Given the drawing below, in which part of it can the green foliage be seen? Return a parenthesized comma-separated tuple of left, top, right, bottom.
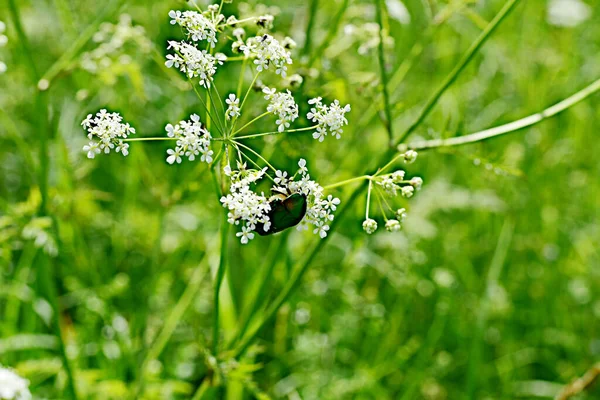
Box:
(1, 0, 599, 399)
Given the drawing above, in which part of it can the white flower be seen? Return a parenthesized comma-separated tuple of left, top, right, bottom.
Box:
(307, 98, 351, 141)
(168, 9, 220, 47)
(410, 176, 423, 190)
(362, 218, 377, 234)
(274, 170, 288, 185)
(377, 177, 399, 197)
(240, 34, 293, 77)
(547, 0, 591, 27)
(0, 366, 32, 400)
(385, 219, 401, 232)
(392, 170, 406, 182)
(225, 93, 240, 120)
(298, 158, 308, 173)
(263, 87, 298, 132)
(236, 226, 255, 244)
(166, 41, 218, 88)
(164, 114, 212, 164)
(403, 149, 418, 164)
(401, 185, 414, 198)
(81, 109, 135, 158)
(396, 208, 407, 221)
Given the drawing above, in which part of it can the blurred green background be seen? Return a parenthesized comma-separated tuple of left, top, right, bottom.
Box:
(1, 0, 599, 399)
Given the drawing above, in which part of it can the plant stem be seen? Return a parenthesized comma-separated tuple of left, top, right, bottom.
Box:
(189, 79, 225, 136)
(212, 212, 230, 355)
(233, 141, 277, 172)
(123, 137, 175, 142)
(235, 125, 318, 140)
(408, 77, 600, 151)
(232, 112, 270, 136)
(232, 72, 260, 133)
(395, 0, 521, 145)
(374, 0, 394, 143)
(236, 58, 248, 98)
(308, 0, 349, 67)
(232, 185, 366, 357)
(302, 0, 319, 56)
(324, 175, 371, 190)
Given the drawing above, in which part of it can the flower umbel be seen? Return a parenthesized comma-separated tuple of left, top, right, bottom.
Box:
(263, 87, 299, 132)
(165, 114, 213, 164)
(239, 34, 293, 77)
(81, 109, 136, 158)
(0, 366, 32, 400)
(307, 98, 351, 142)
(165, 41, 223, 87)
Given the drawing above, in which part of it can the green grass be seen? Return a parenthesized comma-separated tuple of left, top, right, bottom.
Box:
(1, 0, 600, 399)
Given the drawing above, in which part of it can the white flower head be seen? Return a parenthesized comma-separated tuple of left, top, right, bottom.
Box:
(81, 109, 136, 158)
(362, 218, 377, 234)
(403, 149, 418, 164)
(240, 34, 293, 77)
(263, 87, 298, 132)
(164, 114, 213, 164)
(0, 366, 32, 400)
(307, 98, 351, 141)
(385, 219, 401, 232)
(166, 41, 219, 88)
(168, 9, 220, 47)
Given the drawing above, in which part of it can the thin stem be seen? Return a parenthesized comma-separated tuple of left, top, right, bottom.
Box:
(302, 0, 319, 56)
(189, 79, 225, 136)
(236, 58, 248, 98)
(308, 0, 350, 67)
(324, 175, 371, 190)
(374, 0, 394, 143)
(374, 189, 388, 221)
(232, 72, 261, 133)
(237, 150, 276, 183)
(235, 125, 318, 140)
(365, 180, 373, 219)
(212, 212, 230, 355)
(218, 16, 259, 28)
(207, 88, 227, 134)
(232, 186, 366, 357)
(232, 112, 271, 136)
(123, 137, 175, 142)
(233, 141, 277, 172)
(408, 77, 600, 150)
(395, 0, 521, 145)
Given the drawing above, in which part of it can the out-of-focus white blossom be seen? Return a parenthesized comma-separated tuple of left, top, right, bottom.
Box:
(0, 21, 7, 74)
(385, 219, 401, 232)
(239, 34, 293, 77)
(547, 0, 591, 27)
(307, 98, 351, 142)
(81, 109, 136, 158)
(0, 366, 32, 400)
(263, 87, 298, 132)
(165, 41, 219, 88)
(225, 93, 241, 120)
(165, 114, 213, 164)
(362, 218, 377, 234)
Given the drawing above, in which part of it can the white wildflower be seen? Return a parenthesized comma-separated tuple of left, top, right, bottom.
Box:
(240, 34, 293, 77)
(0, 366, 32, 400)
(385, 219, 401, 232)
(81, 109, 135, 158)
(396, 208, 407, 221)
(307, 97, 351, 141)
(410, 176, 423, 190)
(164, 114, 213, 164)
(225, 93, 240, 120)
(263, 87, 298, 132)
(401, 185, 414, 198)
(166, 41, 218, 88)
(362, 218, 377, 234)
(168, 10, 220, 47)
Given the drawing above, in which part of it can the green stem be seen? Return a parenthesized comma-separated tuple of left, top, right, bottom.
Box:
(212, 212, 230, 355)
(189, 79, 225, 136)
(232, 112, 271, 136)
(374, 0, 394, 143)
(232, 186, 366, 357)
(365, 180, 373, 219)
(236, 58, 248, 98)
(235, 125, 318, 140)
(302, 0, 319, 56)
(308, 0, 349, 67)
(123, 137, 175, 142)
(324, 175, 371, 190)
(233, 141, 277, 172)
(207, 87, 227, 134)
(395, 0, 521, 145)
(232, 72, 261, 133)
(409, 77, 600, 150)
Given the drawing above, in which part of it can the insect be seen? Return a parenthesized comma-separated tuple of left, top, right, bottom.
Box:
(255, 192, 307, 236)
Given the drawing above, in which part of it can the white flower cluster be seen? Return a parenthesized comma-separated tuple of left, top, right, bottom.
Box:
(80, 14, 151, 76)
(81, 109, 135, 159)
(263, 87, 299, 132)
(239, 34, 293, 77)
(0, 21, 7, 74)
(168, 9, 221, 48)
(165, 114, 213, 164)
(284, 159, 340, 238)
(220, 164, 272, 244)
(0, 366, 32, 400)
(225, 93, 241, 120)
(166, 41, 224, 88)
(307, 98, 351, 142)
(221, 159, 340, 243)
